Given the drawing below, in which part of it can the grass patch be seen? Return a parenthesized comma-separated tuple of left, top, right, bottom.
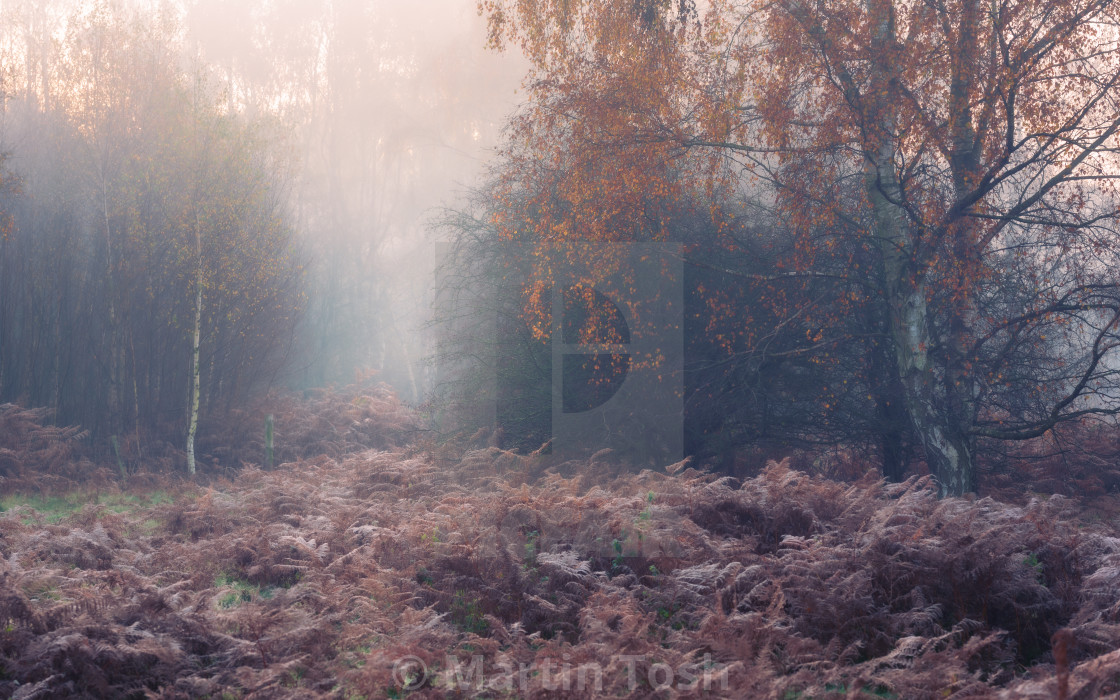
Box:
(0, 493, 85, 523)
(214, 573, 275, 609)
(0, 489, 178, 524)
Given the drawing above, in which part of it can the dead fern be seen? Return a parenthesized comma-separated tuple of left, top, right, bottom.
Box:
(1, 430, 1118, 698)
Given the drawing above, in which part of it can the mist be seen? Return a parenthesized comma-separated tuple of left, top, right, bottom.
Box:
(0, 0, 526, 433)
(180, 0, 527, 399)
(3, 2, 1120, 697)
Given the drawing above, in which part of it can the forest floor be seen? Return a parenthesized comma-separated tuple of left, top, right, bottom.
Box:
(1, 390, 1119, 699)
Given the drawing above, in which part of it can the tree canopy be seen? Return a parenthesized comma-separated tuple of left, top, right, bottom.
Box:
(477, 0, 1120, 495)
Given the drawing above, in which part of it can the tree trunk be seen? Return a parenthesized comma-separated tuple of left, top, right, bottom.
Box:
(875, 389, 909, 482)
(104, 181, 123, 438)
(878, 223, 974, 495)
(866, 0, 975, 496)
(186, 221, 202, 476)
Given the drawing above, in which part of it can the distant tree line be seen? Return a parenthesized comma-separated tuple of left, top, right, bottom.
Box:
(0, 0, 525, 472)
(0, 6, 304, 466)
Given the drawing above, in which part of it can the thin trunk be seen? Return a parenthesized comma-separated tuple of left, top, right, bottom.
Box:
(390, 312, 420, 402)
(0, 234, 5, 395)
(186, 219, 202, 476)
(52, 292, 62, 414)
(130, 331, 142, 466)
(205, 298, 221, 411)
(39, 24, 49, 113)
(103, 179, 121, 437)
(874, 374, 910, 482)
(24, 12, 35, 107)
(867, 270, 911, 482)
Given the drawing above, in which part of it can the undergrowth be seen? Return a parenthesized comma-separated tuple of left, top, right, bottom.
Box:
(0, 394, 1118, 698)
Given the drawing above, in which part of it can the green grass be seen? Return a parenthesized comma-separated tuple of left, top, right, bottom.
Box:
(0, 489, 177, 524)
(0, 493, 85, 523)
(214, 573, 275, 609)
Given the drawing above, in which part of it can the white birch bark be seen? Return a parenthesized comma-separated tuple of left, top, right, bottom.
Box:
(866, 0, 974, 496)
(186, 218, 202, 476)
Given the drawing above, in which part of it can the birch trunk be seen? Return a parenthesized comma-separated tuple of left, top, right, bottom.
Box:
(186, 220, 202, 476)
(866, 0, 975, 496)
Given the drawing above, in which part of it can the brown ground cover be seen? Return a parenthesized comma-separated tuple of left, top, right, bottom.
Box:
(1, 393, 1119, 699)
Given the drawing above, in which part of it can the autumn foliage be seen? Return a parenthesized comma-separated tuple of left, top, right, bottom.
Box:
(473, 0, 1120, 496)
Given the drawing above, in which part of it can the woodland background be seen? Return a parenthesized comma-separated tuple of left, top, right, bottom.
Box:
(1, 0, 1120, 698)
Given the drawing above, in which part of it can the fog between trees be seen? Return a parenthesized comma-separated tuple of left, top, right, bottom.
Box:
(0, 0, 524, 460)
(3, 0, 1120, 497)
